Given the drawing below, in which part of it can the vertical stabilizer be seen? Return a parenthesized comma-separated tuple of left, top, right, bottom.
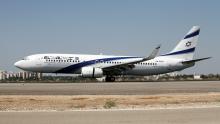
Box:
(162, 26, 200, 60)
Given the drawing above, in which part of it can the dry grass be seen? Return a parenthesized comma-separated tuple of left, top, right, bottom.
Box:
(0, 93, 220, 111)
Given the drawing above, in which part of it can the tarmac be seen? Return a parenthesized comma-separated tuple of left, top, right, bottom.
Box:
(0, 81, 220, 95)
(1, 107, 220, 124)
(1, 81, 220, 123)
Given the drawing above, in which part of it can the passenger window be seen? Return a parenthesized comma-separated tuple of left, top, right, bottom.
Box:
(56, 56, 61, 59)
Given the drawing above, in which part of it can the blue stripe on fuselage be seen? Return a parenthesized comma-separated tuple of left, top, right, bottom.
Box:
(161, 47, 195, 56)
(54, 56, 141, 73)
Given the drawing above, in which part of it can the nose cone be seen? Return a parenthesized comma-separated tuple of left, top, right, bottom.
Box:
(14, 60, 24, 69)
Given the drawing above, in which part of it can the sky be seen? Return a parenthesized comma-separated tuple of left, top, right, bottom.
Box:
(0, 0, 219, 74)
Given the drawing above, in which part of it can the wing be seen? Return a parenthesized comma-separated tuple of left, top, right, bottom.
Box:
(102, 45, 161, 75)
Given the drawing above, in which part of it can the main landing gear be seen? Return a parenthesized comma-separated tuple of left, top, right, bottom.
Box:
(105, 76, 115, 82)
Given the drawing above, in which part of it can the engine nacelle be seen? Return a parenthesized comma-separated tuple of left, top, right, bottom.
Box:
(81, 67, 103, 78)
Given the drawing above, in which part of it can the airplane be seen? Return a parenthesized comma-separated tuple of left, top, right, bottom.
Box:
(14, 26, 210, 82)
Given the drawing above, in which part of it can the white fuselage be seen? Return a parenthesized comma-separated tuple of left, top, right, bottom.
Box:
(14, 53, 193, 76)
(14, 26, 205, 79)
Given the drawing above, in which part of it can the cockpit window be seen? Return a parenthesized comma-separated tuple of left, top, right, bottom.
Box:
(22, 56, 30, 60)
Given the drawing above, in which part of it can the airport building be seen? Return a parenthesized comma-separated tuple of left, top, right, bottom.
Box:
(194, 74, 202, 80)
(0, 70, 6, 80)
(0, 71, 42, 80)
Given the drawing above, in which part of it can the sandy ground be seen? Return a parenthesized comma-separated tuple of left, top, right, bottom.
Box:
(1, 93, 220, 111)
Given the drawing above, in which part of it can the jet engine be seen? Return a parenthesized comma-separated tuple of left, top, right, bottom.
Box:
(81, 67, 103, 78)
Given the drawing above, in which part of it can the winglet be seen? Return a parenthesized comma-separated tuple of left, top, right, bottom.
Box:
(143, 44, 161, 61)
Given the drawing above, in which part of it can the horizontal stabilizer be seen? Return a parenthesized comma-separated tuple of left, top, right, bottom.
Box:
(182, 57, 211, 64)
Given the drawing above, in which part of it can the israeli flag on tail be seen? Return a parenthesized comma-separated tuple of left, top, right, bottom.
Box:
(163, 26, 200, 60)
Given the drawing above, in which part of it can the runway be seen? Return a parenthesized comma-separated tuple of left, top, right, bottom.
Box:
(0, 81, 220, 95)
(1, 107, 220, 124)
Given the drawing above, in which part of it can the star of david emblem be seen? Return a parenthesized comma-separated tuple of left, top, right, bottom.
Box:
(185, 41, 192, 47)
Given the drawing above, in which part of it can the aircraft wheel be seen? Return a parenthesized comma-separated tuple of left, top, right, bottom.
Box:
(105, 76, 115, 82)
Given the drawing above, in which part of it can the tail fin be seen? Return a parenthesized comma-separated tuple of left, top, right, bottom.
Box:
(162, 26, 200, 60)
